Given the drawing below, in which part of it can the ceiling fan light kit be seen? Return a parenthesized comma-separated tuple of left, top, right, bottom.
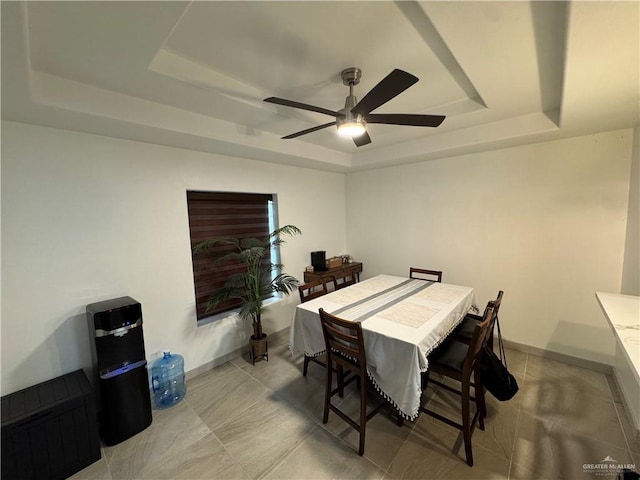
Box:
(264, 67, 445, 147)
(336, 119, 366, 138)
(336, 68, 366, 138)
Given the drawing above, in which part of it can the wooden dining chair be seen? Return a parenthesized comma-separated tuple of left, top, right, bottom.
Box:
(454, 290, 503, 350)
(419, 305, 496, 466)
(409, 267, 443, 283)
(298, 279, 329, 376)
(319, 308, 385, 456)
(333, 268, 359, 290)
(298, 279, 328, 303)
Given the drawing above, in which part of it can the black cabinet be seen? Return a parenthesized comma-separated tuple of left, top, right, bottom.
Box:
(1, 369, 101, 480)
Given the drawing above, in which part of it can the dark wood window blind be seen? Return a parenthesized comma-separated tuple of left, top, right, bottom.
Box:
(187, 191, 273, 320)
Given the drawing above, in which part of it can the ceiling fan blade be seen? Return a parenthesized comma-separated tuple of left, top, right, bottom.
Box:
(264, 97, 338, 117)
(282, 121, 337, 139)
(366, 113, 445, 127)
(353, 131, 372, 147)
(351, 69, 419, 116)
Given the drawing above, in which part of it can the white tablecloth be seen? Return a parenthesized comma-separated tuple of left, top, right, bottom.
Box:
(290, 274, 477, 419)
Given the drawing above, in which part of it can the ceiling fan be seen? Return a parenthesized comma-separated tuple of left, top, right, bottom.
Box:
(264, 67, 445, 147)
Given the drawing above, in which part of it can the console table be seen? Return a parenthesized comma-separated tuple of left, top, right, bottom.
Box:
(304, 262, 363, 286)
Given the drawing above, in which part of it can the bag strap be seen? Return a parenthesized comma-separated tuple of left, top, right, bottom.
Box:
(495, 316, 509, 369)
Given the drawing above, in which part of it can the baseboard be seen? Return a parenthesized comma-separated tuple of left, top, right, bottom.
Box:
(189, 331, 614, 378)
(501, 338, 613, 375)
(185, 348, 244, 381)
(185, 326, 290, 381)
(612, 367, 640, 440)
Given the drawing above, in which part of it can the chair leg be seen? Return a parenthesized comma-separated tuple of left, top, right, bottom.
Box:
(303, 354, 310, 376)
(461, 378, 474, 467)
(323, 359, 332, 424)
(474, 366, 486, 430)
(337, 364, 345, 397)
(358, 375, 367, 456)
(421, 371, 429, 391)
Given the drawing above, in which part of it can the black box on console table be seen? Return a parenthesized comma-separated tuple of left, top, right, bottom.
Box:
(1, 369, 101, 480)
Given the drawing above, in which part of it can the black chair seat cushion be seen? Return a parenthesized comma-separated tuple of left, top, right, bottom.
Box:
(454, 313, 483, 339)
(429, 339, 469, 373)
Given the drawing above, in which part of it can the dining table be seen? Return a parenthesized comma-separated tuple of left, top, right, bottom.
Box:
(290, 274, 478, 420)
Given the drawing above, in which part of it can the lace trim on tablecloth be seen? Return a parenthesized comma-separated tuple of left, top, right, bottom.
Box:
(422, 305, 478, 362)
(288, 344, 325, 359)
(365, 369, 421, 421)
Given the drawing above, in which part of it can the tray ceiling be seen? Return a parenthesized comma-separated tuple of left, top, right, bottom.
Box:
(2, 1, 638, 172)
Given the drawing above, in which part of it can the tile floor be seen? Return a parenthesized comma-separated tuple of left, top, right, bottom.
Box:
(71, 333, 639, 480)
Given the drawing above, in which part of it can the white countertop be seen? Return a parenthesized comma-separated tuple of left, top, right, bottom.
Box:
(596, 291, 640, 379)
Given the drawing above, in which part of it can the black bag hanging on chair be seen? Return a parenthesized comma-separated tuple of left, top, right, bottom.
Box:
(480, 318, 519, 401)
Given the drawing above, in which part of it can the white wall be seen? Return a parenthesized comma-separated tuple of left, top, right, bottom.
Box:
(1, 121, 347, 395)
(346, 130, 633, 364)
(2, 121, 635, 395)
(621, 124, 640, 295)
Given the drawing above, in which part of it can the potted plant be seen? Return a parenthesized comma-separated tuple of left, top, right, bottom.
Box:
(192, 225, 301, 363)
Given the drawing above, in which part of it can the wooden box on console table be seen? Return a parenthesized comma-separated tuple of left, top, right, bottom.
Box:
(326, 257, 343, 269)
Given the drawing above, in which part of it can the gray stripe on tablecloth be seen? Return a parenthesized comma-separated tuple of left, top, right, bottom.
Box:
(353, 280, 434, 323)
(332, 279, 415, 316)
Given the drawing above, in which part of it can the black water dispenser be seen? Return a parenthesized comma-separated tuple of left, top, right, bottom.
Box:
(87, 296, 152, 445)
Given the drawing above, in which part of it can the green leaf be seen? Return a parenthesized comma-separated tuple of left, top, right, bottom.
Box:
(195, 225, 302, 327)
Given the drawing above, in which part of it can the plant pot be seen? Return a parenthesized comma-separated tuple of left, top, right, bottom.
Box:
(249, 333, 269, 365)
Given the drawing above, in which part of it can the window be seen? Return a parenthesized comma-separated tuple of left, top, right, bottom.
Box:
(186, 191, 276, 322)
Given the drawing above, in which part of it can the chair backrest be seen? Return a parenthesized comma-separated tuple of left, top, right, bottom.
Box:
(319, 308, 366, 374)
(298, 279, 328, 303)
(482, 290, 503, 341)
(485, 290, 503, 316)
(333, 268, 358, 290)
(409, 267, 443, 283)
(464, 305, 497, 374)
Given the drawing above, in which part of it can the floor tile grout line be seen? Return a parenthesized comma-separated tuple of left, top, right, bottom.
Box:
(185, 366, 273, 434)
(516, 352, 527, 416)
(612, 398, 637, 455)
(255, 425, 323, 480)
(382, 412, 420, 477)
(316, 419, 390, 473)
(506, 405, 523, 479)
(187, 361, 245, 395)
(209, 396, 317, 480)
(269, 388, 327, 429)
(210, 425, 254, 480)
(101, 446, 114, 480)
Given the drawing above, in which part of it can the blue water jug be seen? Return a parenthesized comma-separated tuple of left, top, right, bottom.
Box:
(151, 351, 186, 408)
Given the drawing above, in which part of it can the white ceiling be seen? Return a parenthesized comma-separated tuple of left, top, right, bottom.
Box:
(2, 1, 639, 172)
